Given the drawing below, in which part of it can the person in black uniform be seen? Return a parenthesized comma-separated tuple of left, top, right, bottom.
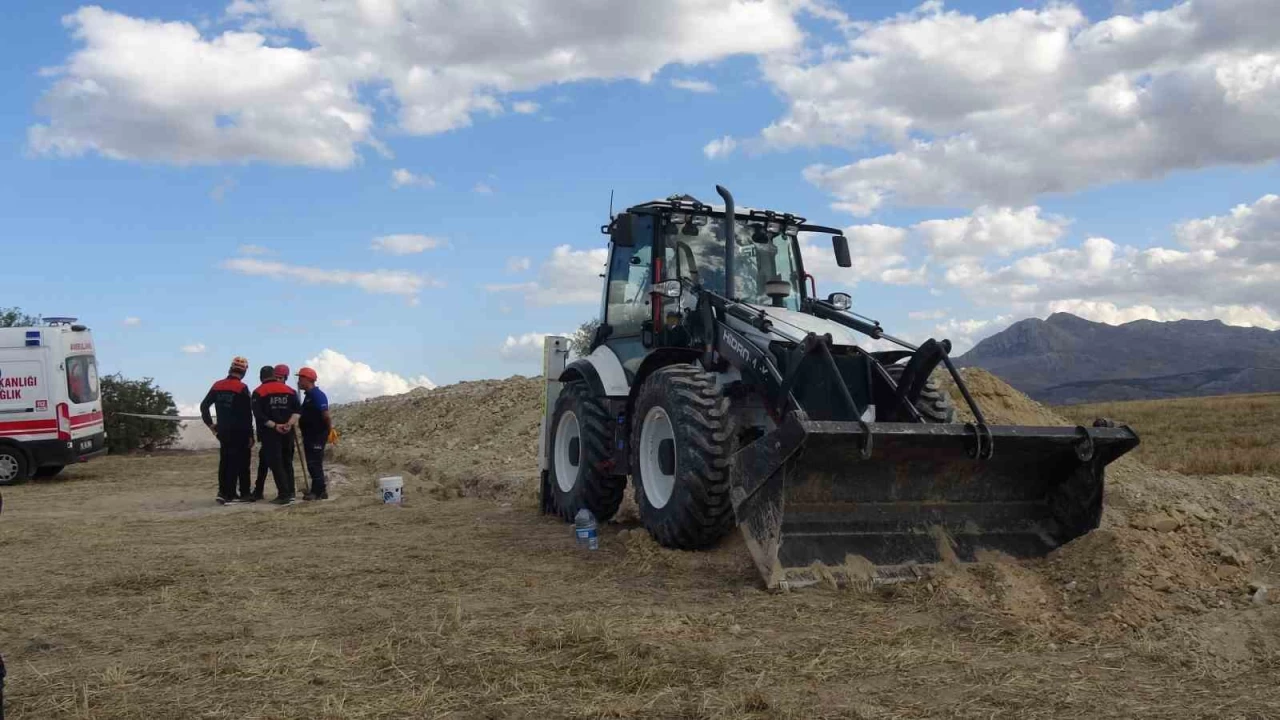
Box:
(296, 366, 332, 500)
(252, 369, 302, 504)
(200, 356, 255, 504)
(249, 365, 276, 502)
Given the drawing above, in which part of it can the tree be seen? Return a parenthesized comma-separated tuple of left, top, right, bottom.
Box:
(568, 318, 600, 358)
(100, 374, 181, 453)
(0, 306, 40, 328)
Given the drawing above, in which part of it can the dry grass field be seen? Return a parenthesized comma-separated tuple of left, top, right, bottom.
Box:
(3, 377, 1279, 719)
(1058, 393, 1280, 477)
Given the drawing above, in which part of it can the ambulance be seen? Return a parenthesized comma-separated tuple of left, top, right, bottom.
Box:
(0, 318, 107, 484)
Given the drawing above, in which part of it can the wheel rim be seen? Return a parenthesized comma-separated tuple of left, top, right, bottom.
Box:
(553, 410, 581, 492)
(639, 406, 676, 509)
(0, 453, 19, 483)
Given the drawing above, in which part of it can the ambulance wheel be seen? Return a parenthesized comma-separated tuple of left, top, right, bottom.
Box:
(33, 465, 65, 479)
(547, 381, 625, 523)
(0, 446, 29, 486)
(630, 365, 735, 550)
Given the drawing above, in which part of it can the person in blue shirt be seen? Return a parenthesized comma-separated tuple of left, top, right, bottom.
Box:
(295, 366, 332, 500)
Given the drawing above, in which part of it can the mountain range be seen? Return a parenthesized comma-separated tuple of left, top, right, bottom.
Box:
(954, 313, 1280, 405)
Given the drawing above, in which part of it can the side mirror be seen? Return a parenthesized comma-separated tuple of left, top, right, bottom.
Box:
(832, 235, 852, 268)
(827, 292, 852, 310)
(652, 279, 682, 298)
(611, 213, 635, 247)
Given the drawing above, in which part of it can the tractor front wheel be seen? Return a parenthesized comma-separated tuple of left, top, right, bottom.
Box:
(546, 381, 625, 522)
(630, 365, 735, 549)
(887, 364, 956, 423)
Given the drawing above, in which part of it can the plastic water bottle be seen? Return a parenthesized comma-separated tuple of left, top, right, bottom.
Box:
(574, 508, 598, 550)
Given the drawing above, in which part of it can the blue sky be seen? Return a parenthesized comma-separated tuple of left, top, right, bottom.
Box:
(3, 0, 1278, 408)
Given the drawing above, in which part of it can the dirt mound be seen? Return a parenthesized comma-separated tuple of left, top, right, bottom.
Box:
(332, 366, 1280, 653)
(935, 367, 1072, 425)
(330, 375, 544, 503)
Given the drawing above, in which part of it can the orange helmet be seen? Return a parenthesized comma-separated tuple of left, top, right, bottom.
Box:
(296, 367, 318, 382)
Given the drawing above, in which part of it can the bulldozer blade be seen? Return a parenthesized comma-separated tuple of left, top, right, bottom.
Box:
(729, 414, 1140, 590)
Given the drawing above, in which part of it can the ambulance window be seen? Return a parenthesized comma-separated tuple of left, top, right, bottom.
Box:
(67, 356, 100, 404)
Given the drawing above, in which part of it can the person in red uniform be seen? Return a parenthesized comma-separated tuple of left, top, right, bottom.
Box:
(253, 368, 302, 504)
(200, 356, 254, 504)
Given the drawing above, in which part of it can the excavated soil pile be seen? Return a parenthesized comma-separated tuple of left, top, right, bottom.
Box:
(331, 375, 545, 502)
(934, 366, 1072, 425)
(333, 366, 1280, 659)
(925, 369, 1280, 661)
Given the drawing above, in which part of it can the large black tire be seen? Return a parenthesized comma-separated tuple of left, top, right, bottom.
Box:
(630, 365, 735, 549)
(33, 465, 64, 479)
(887, 364, 956, 423)
(546, 381, 625, 523)
(0, 445, 29, 486)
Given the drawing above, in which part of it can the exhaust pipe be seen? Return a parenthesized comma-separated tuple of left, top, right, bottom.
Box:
(716, 184, 735, 300)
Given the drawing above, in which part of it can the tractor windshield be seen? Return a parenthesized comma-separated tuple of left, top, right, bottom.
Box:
(664, 217, 803, 311)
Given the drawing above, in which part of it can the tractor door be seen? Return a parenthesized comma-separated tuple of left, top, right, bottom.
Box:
(603, 213, 656, 375)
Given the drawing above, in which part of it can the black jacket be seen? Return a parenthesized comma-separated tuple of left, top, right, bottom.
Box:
(200, 377, 254, 439)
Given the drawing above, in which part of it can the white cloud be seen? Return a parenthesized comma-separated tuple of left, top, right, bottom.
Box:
(759, 1, 1280, 213)
(671, 78, 716, 93)
(703, 135, 737, 159)
(332, 318, 354, 327)
(123, 316, 141, 326)
(908, 309, 946, 320)
(304, 348, 435, 403)
(222, 257, 438, 298)
(29, 7, 373, 168)
(800, 223, 928, 292)
(473, 182, 494, 194)
(237, 243, 272, 255)
(32, 1, 802, 166)
(511, 101, 540, 114)
(370, 233, 443, 255)
(506, 256, 532, 273)
(934, 315, 1016, 355)
(498, 332, 566, 363)
(485, 244, 608, 306)
(181, 343, 207, 354)
(941, 194, 1280, 331)
(915, 206, 1069, 259)
(390, 168, 434, 188)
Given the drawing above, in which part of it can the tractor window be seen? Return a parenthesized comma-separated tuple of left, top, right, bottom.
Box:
(605, 237, 653, 336)
(661, 219, 802, 310)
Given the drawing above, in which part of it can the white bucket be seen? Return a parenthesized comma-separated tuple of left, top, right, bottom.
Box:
(378, 476, 404, 505)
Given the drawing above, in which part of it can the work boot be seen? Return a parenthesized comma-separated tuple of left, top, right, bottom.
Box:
(319, 490, 329, 500)
(216, 496, 228, 505)
(303, 493, 315, 501)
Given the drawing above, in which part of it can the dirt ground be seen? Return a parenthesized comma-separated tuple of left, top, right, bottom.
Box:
(3, 373, 1280, 718)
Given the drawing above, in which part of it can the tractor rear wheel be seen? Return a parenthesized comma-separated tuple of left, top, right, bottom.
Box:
(630, 365, 735, 549)
(547, 381, 625, 522)
(887, 364, 956, 423)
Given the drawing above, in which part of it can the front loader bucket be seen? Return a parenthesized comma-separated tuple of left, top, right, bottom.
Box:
(729, 415, 1139, 590)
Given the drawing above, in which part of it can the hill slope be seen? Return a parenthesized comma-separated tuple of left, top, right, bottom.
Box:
(955, 312, 1280, 403)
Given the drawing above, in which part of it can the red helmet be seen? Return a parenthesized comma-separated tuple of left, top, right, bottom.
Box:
(274, 364, 290, 379)
(296, 367, 318, 382)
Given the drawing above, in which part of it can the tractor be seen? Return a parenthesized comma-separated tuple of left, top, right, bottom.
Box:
(536, 185, 1139, 588)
